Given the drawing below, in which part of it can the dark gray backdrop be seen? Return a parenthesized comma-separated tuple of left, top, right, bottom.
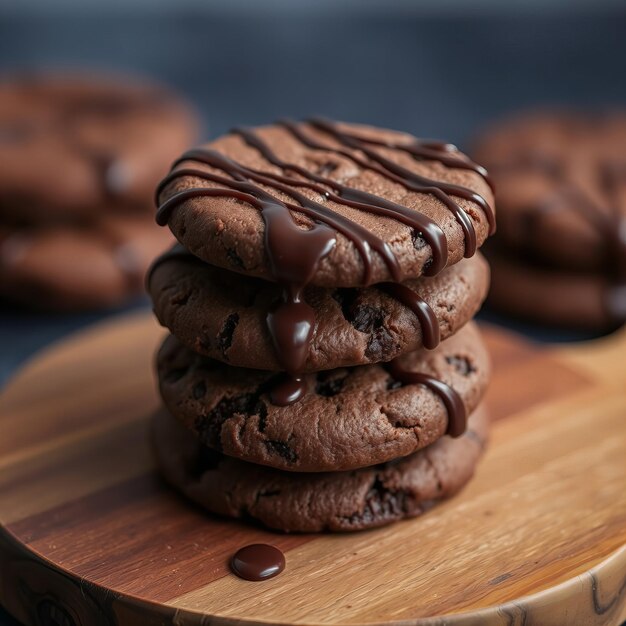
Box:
(1, 6, 625, 383)
(1, 4, 625, 623)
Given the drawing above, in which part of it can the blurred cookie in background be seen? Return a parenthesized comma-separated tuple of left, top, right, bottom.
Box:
(0, 71, 200, 310)
(0, 72, 199, 223)
(473, 110, 626, 332)
(0, 213, 174, 311)
(487, 254, 624, 331)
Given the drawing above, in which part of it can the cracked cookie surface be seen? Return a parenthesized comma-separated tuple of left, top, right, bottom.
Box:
(152, 402, 489, 532)
(156, 322, 490, 472)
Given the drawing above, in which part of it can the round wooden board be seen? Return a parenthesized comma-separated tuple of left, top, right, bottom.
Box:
(0, 313, 625, 626)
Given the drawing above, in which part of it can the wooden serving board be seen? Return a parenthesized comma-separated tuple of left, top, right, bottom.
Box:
(0, 313, 625, 626)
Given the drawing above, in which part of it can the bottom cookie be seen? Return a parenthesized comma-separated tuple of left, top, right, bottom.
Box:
(488, 253, 626, 332)
(152, 404, 489, 533)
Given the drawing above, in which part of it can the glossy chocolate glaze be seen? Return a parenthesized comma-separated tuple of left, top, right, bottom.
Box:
(155, 120, 490, 430)
(386, 359, 467, 437)
(231, 544, 285, 581)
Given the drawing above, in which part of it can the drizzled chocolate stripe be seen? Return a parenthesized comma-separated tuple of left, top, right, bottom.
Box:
(386, 359, 467, 437)
(157, 157, 336, 398)
(335, 126, 494, 191)
(157, 151, 402, 283)
(379, 282, 440, 350)
(308, 118, 495, 230)
(279, 119, 496, 255)
(230, 126, 448, 277)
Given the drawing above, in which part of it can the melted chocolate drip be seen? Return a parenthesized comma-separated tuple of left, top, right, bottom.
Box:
(386, 359, 467, 437)
(155, 120, 491, 407)
(379, 283, 440, 350)
(269, 373, 308, 406)
(156, 151, 337, 381)
(231, 126, 448, 277)
(231, 544, 285, 581)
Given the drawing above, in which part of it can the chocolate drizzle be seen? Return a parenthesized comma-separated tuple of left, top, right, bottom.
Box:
(327, 124, 495, 190)
(230, 125, 449, 278)
(386, 359, 467, 437)
(156, 150, 337, 387)
(379, 283, 440, 350)
(155, 120, 491, 419)
(294, 118, 496, 249)
(268, 373, 309, 406)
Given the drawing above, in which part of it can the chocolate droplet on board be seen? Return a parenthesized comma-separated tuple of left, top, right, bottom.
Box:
(231, 544, 285, 581)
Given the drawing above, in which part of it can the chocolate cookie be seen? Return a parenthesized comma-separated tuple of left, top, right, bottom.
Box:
(0, 214, 172, 311)
(472, 110, 626, 276)
(0, 72, 199, 224)
(156, 119, 495, 289)
(488, 252, 625, 331)
(152, 403, 489, 533)
(148, 247, 490, 372)
(156, 322, 490, 472)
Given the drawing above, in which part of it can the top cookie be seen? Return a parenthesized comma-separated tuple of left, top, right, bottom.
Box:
(0, 72, 199, 224)
(472, 110, 626, 275)
(156, 119, 495, 288)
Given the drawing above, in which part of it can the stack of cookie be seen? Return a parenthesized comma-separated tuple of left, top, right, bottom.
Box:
(0, 72, 198, 310)
(473, 110, 626, 332)
(148, 119, 496, 532)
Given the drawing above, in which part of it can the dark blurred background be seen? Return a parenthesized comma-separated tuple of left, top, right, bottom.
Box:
(2, 0, 626, 387)
(1, 2, 625, 620)
(3, 1, 626, 142)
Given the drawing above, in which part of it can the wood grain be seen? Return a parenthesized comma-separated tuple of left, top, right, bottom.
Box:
(0, 312, 624, 626)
